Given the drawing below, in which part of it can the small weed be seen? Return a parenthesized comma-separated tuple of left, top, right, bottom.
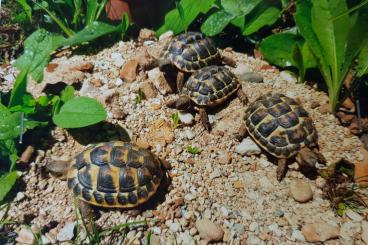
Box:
(171, 112, 180, 129)
(186, 146, 201, 155)
(135, 89, 145, 104)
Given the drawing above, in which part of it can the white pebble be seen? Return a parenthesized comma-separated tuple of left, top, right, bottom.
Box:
(234, 137, 261, 156)
(178, 112, 194, 125)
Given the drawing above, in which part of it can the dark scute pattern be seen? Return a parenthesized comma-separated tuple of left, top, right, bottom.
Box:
(212, 78, 225, 91)
(199, 85, 211, 95)
(261, 97, 282, 108)
(90, 147, 108, 166)
(97, 165, 116, 193)
(78, 165, 93, 189)
(280, 147, 290, 156)
(295, 107, 309, 117)
(182, 48, 197, 62)
(187, 79, 201, 92)
(282, 96, 298, 105)
(268, 103, 292, 118)
(266, 143, 276, 152)
(82, 188, 92, 201)
(137, 167, 151, 186)
(118, 194, 127, 205)
(146, 182, 154, 193)
(127, 150, 141, 167)
(67, 177, 77, 189)
(304, 118, 315, 134)
(110, 146, 126, 167)
(128, 192, 138, 204)
(270, 136, 288, 147)
(278, 113, 299, 128)
(195, 43, 210, 59)
(258, 119, 279, 138)
(75, 154, 87, 169)
(191, 63, 200, 70)
(104, 193, 115, 205)
(250, 108, 268, 125)
(137, 187, 148, 199)
(119, 167, 136, 192)
(287, 128, 307, 144)
(73, 184, 81, 195)
(93, 191, 103, 204)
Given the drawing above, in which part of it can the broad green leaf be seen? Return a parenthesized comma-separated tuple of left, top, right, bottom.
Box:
(231, 15, 245, 29)
(62, 21, 120, 46)
(60, 86, 75, 102)
(201, 10, 235, 36)
(301, 42, 317, 69)
(14, 29, 65, 83)
(8, 68, 28, 108)
(0, 104, 21, 140)
(156, 0, 216, 35)
(243, 6, 280, 35)
(86, 0, 98, 25)
(0, 139, 18, 169)
(16, 0, 32, 21)
(0, 172, 19, 203)
(222, 0, 261, 16)
(291, 43, 305, 81)
(53, 97, 107, 128)
(121, 13, 130, 37)
(357, 41, 368, 77)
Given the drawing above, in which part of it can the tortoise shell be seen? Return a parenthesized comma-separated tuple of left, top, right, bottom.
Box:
(161, 32, 221, 72)
(182, 65, 241, 107)
(245, 93, 318, 158)
(67, 141, 164, 208)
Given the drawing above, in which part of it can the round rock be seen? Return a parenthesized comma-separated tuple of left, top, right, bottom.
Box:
(235, 137, 261, 156)
(289, 179, 313, 203)
(56, 222, 75, 242)
(196, 219, 224, 242)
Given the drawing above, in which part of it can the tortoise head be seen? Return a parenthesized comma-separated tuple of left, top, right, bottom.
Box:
(166, 96, 193, 111)
(158, 58, 173, 73)
(44, 157, 72, 180)
(296, 147, 326, 169)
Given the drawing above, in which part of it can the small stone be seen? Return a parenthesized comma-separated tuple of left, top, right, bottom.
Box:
(362, 221, 368, 244)
(135, 138, 150, 149)
(179, 232, 194, 245)
(233, 180, 244, 189)
(184, 193, 196, 201)
(115, 78, 123, 86)
(148, 68, 173, 95)
(301, 222, 340, 242)
(220, 207, 229, 217)
(139, 81, 158, 99)
(210, 169, 221, 179)
(159, 31, 174, 42)
(4, 73, 15, 83)
(239, 72, 264, 83)
(319, 104, 331, 114)
(345, 209, 363, 222)
(41, 235, 51, 245)
(72, 62, 94, 73)
(135, 48, 157, 70)
(16, 227, 35, 245)
(235, 137, 261, 156)
(273, 210, 284, 217)
(126, 230, 136, 239)
(90, 78, 103, 87)
(310, 101, 320, 109)
(152, 227, 161, 235)
(169, 223, 181, 233)
(56, 222, 75, 241)
(196, 219, 224, 242)
(218, 154, 232, 164)
(291, 229, 305, 241)
(268, 223, 281, 237)
(233, 223, 245, 236)
(142, 210, 154, 218)
(15, 192, 26, 202)
(203, 209, 212, 219)
(249, 222, 259, 232)
(111, 52, 124, 67)
(280, 70, 298, 83)
(189, 227, 198, 236)
(233, 63, 251, 76)
(185, 129, 195, 140)
(289, 179, 313, 203)
(176, 112, 194, 125)
(138, 28, 156, 42)
(120, 60, 138, 83)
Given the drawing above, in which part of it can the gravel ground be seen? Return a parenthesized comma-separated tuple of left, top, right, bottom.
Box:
(1, 33, 367, 245)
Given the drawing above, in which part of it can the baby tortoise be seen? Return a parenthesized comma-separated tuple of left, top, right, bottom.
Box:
(239, 93, 326, 180)
(167, 65, 247, 131)
(159, 32, 221, 92)
(46, 141, 170, 208)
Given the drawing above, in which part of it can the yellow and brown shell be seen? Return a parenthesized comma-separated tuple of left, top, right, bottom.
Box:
(182, 66, 241, 107)
(245, 93, 318, 158)
(160, 32, 221, 72)
(67, 141, 164, 208)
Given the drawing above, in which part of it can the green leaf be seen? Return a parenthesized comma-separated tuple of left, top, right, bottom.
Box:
(201, 10, 235, 36)
(86, 0, 98, 25)
(243, 6, 280, 35)
(230, 15, 245, 29)
(186, 146, 201, 155)
(357, 41, 368, 77)
(16, 0, 32, 21)
(291, 43, 305, 81)
(171, 112, 179, 129)
(222, 0, 261, 16)
(156, 0, 216, 35)
(14, 29, 65, 83)
(62, 21, 121, 46)
(53, 97, 107, 128)
(60, 86, 75, 102)
(0, 104, 21, 140)
(8, 68, 29, 108)
(121, 13, 130, 38)
(0, 172, 19, 203)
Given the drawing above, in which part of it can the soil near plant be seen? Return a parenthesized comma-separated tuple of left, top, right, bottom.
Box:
(1, 32, 368, 245)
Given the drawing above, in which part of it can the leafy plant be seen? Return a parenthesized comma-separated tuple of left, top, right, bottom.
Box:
(135, 89, 145, 104)
(186, 146, 201, 155)
(171, 112, 180, 129)
(157, 0, 283, 37)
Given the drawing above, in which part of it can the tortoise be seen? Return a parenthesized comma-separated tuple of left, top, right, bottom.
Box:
(238, 93, 326, 181)
(46, 141, 170, 209)
(167, 65, 247, 131)
(159, 32, 221, 92)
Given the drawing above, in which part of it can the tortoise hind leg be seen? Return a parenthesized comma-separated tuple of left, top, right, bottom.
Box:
(237, 88, 248, 105)
(276, 158, 287, 181)
(235, 123, 248, 141)
(176, 71, 185, 93)
(199, 108, 211, 131)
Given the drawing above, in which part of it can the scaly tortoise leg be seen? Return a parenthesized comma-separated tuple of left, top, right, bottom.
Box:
(176, 71, 185, 93)
(235, 123, 248, 141)
(237, 88, 248, 105)
(199, 108, 211, 131)
(276, 158, 288, 181)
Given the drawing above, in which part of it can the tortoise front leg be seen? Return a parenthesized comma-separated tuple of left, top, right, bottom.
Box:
(235, 123, 248, 141)
(237, 88, 248, 105)
(199, 108, 211, 131)
(276, 158, 287, 181)
(176, 71, 185, 93)
(77, 200, 97, 222)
